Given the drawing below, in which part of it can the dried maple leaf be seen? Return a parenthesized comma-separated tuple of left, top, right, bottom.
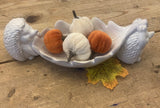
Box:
(86, 58, 128, 90)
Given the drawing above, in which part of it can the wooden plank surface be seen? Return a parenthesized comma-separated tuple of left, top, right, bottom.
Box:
(0, 0, 160, 108)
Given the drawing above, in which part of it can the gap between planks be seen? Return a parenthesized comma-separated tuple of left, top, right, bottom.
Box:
(0, 60, 16, 65)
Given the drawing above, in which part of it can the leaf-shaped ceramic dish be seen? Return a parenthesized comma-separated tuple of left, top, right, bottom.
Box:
(32, 17, 137, 68)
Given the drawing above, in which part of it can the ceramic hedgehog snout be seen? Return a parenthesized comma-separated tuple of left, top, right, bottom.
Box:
(3, 17, 154, 68)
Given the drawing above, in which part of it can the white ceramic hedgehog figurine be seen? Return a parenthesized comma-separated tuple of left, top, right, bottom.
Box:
(117, 19, 154, 64)
(4, 18, 48, 61)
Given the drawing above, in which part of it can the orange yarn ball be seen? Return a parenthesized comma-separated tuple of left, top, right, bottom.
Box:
(44, 29, 63, 54)
(88, 30, 112, 54)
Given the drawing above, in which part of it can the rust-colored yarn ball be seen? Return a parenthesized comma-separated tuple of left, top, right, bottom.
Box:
(44, 29, 63, 54)
(88, 30, 112, 54)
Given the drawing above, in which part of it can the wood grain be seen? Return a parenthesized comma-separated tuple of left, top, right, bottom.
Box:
(0, 0, 160, 108)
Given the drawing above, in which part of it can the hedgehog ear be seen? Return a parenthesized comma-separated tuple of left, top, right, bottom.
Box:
(20, 23, 25, 31)
(148, 31, 154, 39)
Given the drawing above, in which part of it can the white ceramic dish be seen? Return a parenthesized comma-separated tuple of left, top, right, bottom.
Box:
(32, 17, 137, 68)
